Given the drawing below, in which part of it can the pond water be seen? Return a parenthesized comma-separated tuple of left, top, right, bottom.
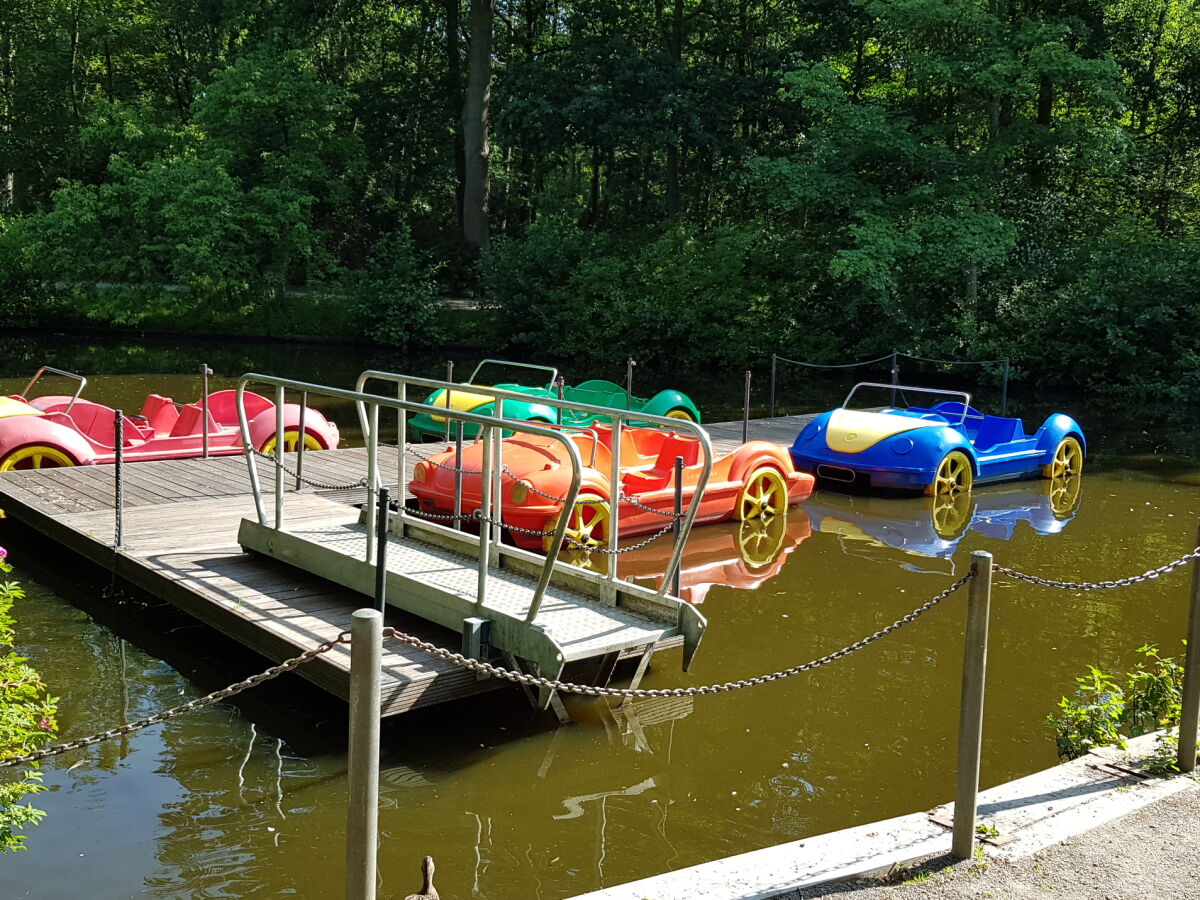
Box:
(2, 334, 1199, 899)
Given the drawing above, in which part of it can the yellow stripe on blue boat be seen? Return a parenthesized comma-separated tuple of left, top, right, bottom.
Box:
(824, 408, 940, 454)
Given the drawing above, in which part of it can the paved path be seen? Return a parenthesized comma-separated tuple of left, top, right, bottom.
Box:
(780, 782, 1200, 900)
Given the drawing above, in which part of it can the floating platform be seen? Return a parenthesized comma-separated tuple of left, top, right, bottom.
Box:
(0, 408, 809, 717)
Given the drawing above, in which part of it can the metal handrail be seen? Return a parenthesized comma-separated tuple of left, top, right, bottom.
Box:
(20, 366, 88, 415)
(235, 374, 586, 623)
(354, 370, 715, 600)
(844, 382, 974, 427)
(468, 358, 559, 390)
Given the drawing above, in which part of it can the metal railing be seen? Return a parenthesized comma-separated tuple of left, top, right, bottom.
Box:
(769, 350, 1011, 418)
(354, 370, 715, 602)
(19, 365, 89, 415)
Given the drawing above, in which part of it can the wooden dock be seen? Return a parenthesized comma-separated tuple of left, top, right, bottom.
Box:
(0, 415, 809, 717)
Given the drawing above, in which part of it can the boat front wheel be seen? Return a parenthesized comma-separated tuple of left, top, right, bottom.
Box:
(0, 444, 77, 472)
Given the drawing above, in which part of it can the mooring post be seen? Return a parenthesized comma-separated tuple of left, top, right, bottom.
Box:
(742, 371, 752, 443)
(375, 488, 390, 613)
(1000, 359, 1010, 418)
(295, 391, 307, 491)
(952, 550, 993, 859)
(890, 349, 899, 407)
(113, 410, 124, 551)
(769, 354, 777, 419)
(672, 456, 684, 597)
(444, 360, 454, 441)
(1177, 521, 1200, 773)
(625, 358, 636, 411)
(199, 363, 213, 459)
(345, 608, 382, 900)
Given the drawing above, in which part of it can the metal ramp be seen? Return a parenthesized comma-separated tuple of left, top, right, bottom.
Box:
(235, 374, 709, 696)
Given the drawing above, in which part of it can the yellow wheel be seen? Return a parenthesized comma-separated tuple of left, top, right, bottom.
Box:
(736, 513, 789, 567)
(925, 451, 973, 497)
(1043, 436, 1084, 479)
(260, 429, 324, 454)
(0, 444, 76, 472)
(665, 408, 697, 422)
(737, 466, 788, 520)
(543, 493, 611, 552)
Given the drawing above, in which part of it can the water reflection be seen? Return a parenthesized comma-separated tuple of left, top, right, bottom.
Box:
(566, 512, 812, 604)
(804, 475, 1083, 572)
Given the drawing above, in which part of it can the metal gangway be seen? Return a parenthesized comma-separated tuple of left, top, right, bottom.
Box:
(235, 373, 710, 706)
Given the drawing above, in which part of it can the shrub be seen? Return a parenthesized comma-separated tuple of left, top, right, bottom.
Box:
(0, 550, 59, 852)
(349, 229, 442, 350)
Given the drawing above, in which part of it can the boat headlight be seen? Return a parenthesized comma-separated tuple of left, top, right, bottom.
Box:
(413, 464, 427, 483)
(891, 437, 914, 455)
(510, 481, 529, 504)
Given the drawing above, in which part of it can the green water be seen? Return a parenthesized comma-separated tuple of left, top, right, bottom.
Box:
(1, 334, 1198, 898)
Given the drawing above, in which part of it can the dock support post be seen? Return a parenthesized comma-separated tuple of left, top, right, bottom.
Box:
(671, 456, 683, 597)
(375, 488, 390, 613)
(1177, 521, 1200, 773)
(769, 354, 777, 419)
(890, 349, 899, 408)
(113, 410, 124, 550)
(200, 364, 212, 459)
(625, 358, 636, 411)
(346, 608, 382, 900)
(742, 370, 751, 444)
(952, 551, 992, 859)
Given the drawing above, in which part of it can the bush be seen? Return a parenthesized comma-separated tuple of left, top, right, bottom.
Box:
(0, 549, 59, 852)
(349, 229, 442, 350)
(1048, 644, 1184, 769)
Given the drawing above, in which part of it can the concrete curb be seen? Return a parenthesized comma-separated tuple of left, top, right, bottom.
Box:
(570, 733, 1196, 900)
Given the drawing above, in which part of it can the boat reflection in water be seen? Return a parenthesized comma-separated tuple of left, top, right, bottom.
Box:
(564, 509, 812, 604)
(804, 474, 1083, 572)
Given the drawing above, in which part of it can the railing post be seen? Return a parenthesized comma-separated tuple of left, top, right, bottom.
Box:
(345, 608, 382, 900)
(375, 488, 390, 613)
(607, 416, 623, 594)
(742, 370, 751, 444)
(444, 360, 454, 441)
(952, 551, 992, 859)
(295, 391, 307, 491)
(492, 398, 504, 549)
(453, 422, 464, 530)
(274, 386, 285, 531)
(1177, 521, 1200, 773)
(476, 426, 493, 612)
(113, 410, 124, 551)
(769, 354, 777, 419)
(365, 403, 379, 563)
(199, 364, 213, 459)
(1000, 359, 1010, 418)
(672, 456, 683, 597)
(890, 349, 899, 407)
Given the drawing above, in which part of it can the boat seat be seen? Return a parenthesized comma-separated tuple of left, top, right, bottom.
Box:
(140, 394, 180, 435)
(170, 402, 219, 437)
(652, 434, 700, 472)
(973, 416, 1023, 450)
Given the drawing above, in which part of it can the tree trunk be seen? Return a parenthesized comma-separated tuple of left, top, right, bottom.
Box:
(462, 0, 493, 254)
(2, 28, 13, 213)
(446, 0, 465, 227)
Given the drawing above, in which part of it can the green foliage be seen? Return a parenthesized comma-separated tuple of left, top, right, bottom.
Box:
(349, 229, 443, 350)
(0, 551, 59, 852)
(1048, 645, 1186, 766)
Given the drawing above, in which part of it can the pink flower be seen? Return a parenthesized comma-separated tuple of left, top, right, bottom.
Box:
(38, 717, 53, 731)
(0, 547, 7, 560)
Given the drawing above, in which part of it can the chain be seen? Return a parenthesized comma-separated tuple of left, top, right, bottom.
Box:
(475, 511, 678, 553)
(0, 633, 350, 769)
(383, 574, 971, 698)
(248, 447, 369, 491)
(994, 546, 1200, 591)
(407, 506, 478, 523)
(619, 492, 684, 518)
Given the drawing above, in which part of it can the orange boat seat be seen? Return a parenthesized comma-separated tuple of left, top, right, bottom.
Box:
(170, 402, 219, 437)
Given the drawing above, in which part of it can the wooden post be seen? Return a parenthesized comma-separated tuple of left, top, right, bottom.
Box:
(769, 354, 777, 419)
(742, 370, 751, 444)
(346, 608, 382, 900)
(113, 410, 124, 550)
(1177, 522, 1200, 773)
(952, 550, 992, 859)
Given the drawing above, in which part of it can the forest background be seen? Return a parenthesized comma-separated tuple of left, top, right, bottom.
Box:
(1, 0, 1198, 397)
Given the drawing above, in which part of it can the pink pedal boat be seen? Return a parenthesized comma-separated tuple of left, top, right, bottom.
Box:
(0, 366, 339, 470)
